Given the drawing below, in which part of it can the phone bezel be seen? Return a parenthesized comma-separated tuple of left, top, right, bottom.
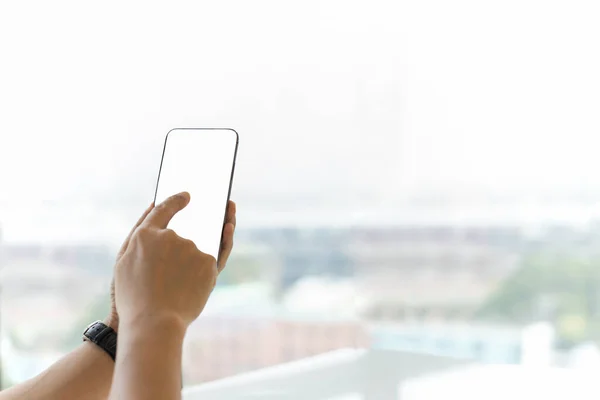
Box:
(153, 128, 239, 263)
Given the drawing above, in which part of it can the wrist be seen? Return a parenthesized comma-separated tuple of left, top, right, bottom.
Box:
(119, 312, 187, 340)
(83, 320, 118, 361)
(104, 315, 119, 333)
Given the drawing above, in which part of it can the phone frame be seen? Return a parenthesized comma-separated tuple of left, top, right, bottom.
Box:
(153, 128, 239, 263)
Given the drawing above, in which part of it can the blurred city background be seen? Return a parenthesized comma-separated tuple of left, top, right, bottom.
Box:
(1, 0, 600, 398)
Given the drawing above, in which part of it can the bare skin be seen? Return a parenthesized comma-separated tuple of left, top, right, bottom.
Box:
(109, 191, 229, 400)
(0, 195, 236, 400)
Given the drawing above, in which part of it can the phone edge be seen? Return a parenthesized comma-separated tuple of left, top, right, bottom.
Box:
(153, 128, 240, 263)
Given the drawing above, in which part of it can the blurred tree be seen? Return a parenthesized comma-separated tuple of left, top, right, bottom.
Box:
(0, 374, 15, 390)
(218, 254, 264, 286)
(61, 293, 110, 351)
(477, 252, 600, 348)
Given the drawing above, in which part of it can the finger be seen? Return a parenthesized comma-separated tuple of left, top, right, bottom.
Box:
(217, 201, 236, 271)
(143, 191, 190, 229)
(217, 222, 235, 272)
(227, 200, 237, 229)
(117, 202, 155, 258)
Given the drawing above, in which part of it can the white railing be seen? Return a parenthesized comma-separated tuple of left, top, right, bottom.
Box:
(183, 348, 470, 400)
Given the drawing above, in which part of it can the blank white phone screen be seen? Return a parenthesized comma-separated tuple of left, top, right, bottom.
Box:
(154, 129, 238, 260)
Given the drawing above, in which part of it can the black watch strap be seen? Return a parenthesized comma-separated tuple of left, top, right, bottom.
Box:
(83, 320, 117, 361)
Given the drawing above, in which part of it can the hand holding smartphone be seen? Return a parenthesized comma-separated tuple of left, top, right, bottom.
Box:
(153, 128, 238, 261)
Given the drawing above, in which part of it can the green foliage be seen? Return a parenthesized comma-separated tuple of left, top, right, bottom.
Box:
(218, 254, 263, 285)
(0, 372, 16, 391)
(61, 294, 111, 351)
(478, 251, 600, 348)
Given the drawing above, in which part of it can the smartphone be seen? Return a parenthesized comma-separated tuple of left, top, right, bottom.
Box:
(153, 128, 239, 261)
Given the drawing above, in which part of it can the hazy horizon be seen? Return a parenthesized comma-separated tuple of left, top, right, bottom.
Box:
(2, 0, 600, 243)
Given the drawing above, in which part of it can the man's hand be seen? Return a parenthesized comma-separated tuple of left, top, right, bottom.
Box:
(0, 193, 238, 400)
(109, 192, 236, 400)
(113, 192, 235, 329)
(106, 196, 236, 331)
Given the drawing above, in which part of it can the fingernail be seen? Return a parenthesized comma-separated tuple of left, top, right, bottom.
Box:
(177, 192, 190, 201)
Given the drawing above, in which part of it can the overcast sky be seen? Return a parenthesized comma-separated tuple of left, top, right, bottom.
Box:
(1, 0, 600, 242)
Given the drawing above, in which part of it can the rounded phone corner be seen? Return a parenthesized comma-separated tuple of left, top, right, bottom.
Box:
(224, 128, 239, 144)
(163, 128, 185, 146)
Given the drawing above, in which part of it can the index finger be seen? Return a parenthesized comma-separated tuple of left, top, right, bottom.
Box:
(142, 191, 190, 229)
(117, 202, 155, 258)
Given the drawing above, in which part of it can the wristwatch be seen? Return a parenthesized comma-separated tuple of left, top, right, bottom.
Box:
(83, 320, 117, 361)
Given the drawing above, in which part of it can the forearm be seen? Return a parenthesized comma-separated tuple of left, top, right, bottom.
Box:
(109, 315, 185, 400)
(0, 342, 114, 400)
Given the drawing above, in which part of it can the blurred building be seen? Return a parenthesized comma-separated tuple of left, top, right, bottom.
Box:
(237, 228, 353, 289)
(183, 314, 367, 384)
(242, 224, 523, 322)
(347, 225, 523, 321)
(370, 322, 526, 364)
(182, 281, 367, 385)
(0, 244, 112, 348)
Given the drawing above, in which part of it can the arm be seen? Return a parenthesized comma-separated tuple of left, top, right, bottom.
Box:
(109, 315, 186, 400)
(108, 192, 232, 400)
(0, 197, 235, 400)
(0, 340, 113, 400)
(0, 205, 156, 400)
(108, 199, 236, 400)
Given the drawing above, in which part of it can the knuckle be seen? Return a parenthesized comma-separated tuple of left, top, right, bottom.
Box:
(161, 228, 178, 240)
(134, 226, 153, 239)
(181, 238, 198, 251)
(154, 200, 175, 214)
(193, 252, 217, 272)
(202, 253, 218, 268)
(154, 201, 169, 211)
